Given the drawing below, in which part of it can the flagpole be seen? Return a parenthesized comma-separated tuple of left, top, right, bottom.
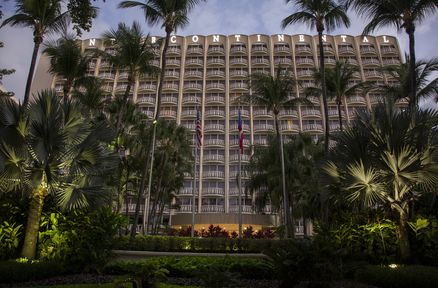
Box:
(238, 104, 243, 239)
(191, 135, 197, 237)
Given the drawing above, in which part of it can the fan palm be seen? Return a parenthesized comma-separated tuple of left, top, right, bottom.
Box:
(43, 34, 94, 102)
(305, 60, 370, 131)
(324, 102, 438, 262)
(243, 67, 308, 237)
(282, 0, 350, 152)
(1, 0, 68, 107)
(101, 21, 159, 135)
(0, 90, 116, 259)
(380, 57, 438, 104)
(344, 0, 438, 110)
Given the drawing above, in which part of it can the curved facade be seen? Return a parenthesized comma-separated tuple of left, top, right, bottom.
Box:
(32, 34, 403, 234)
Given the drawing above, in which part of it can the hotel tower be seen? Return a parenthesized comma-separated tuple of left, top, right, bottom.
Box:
(31, 34, 404, 234)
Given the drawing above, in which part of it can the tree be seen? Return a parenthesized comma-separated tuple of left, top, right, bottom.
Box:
(0, 91, 116, 259)
(243, 67, 308, 237)
(101, 21, 158, 138)
(282, 0, 350, 153)
(73, 77, 107, 118)
(344, 0, 438, 110)
(1, 0, 70, 107)
(380, 56, 438, 104)
(44, 34, 94, 102)
(324, 101, 438, 262)
(305, 60, 369, 131)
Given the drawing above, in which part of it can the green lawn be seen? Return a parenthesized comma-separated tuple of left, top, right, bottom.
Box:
(36, 283, 200, 288)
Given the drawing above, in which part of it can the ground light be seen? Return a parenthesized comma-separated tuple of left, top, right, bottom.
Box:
(388, 264, 399, 269)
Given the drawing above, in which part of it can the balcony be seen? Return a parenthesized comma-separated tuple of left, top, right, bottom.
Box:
(253, 138, 268, 146)
(230, 123, 250, 132)
(301, 109, 321, 117)
(328, 109, 344, 117)
(203, 187, 225, 196)
(99, 61, 111, 68)
(229, 205, 253, 213)
(204, 123, 225, 132)
(201, 205, 225, 213)
(229, 154, 250, 162)
(207, 58, 225, 66)
(383, 59, 401, 66)
(324, 58, 336, 65)
(166, 59, 181, 66)
(150, 59, 160, 67)
(159, 110, 177, 119)
(182, 95, 200, 104)
(318, 46, 334, 54)
(164, 70, 180, 78)
(162, 83, 179, 91)
(138, 84, 157, 92)
(207, 70, 225, 78)
(360, 46, 377, 54)
(141, 110, 154, 118)
(295, 58, 314, 66)
(206, 83, 225, 90)
(251, 58, 270, 66)
(306, 96, 320, 104)
(137, 96, 156, 105)
(187, 46, 203, 55)
(185, 70, 203, 78)
(127, 204, 144, 213)
(253, 109, 272, 118)
(380, 46, 398, 54)
(362, 58, 380, 66)
(99, 72, 114, 80)
(102, 85, 113, 93)
(184, 82, 203, 91)
(274, 58, 292, 65)
(205, 109, 225, 118)
(182, 123, 195, 131)
(181, 109, 197, 118)
(330, 123, 341, 131)
(364, 70, 383, 78)
(230, 46, 247, 54)
(252, 46, 268, 54)
(229, 109, 250, 118)
(208, 46, 225, 54)
(230, 82, 248, 90)
(178, 188, 196, 196)
(274, 46, 290, 53)
(229, 70, 248, 77)
(254, 123, 274, 132)
(303, 123, 323, 132)
(203, 171, 225, 179)
(115, 84, 128, 93)
(205, 95, 225, 104)
(118, 72, 129, 80)
(230, 138, 250, 147)
(295, 45, 312, 54)
(177, 205, 193, 213)
(338, 46, 355, 55)
(161, 95, 178, 104)
(185, 58, 203, 66)
(203, 154, 225, 162)
(341, 58, 358, 66)
(203, 138, 225, 146)
(280, 124, 299, 132)
(230, 58, 248, 66)
(296, 70, 313, 77)
(369, 94, 384, 104)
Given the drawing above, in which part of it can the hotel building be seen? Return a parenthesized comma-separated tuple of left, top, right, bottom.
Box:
(31, 34, 403, 234)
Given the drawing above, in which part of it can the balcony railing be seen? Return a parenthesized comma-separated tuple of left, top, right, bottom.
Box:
(301, 109, 321, 117)
(274, 46, 290, 53)
(347, 95, 367, 105)
(99, 73, 114, 79)
(230, 123, 250, 131)
(206, 83, 225, 90)
(252, 46, 268, 53)
(253, 109, 272, 117)
(205, 109, 225, 117)
(137, 96, 156, 105)
(295, 45, 312, 53)
(203, 138, 225, 146)
(187, 47, 203, 55)
(184, 83, 203, 90)
(364, 70, 383, 78)
(274, 58, 292, 65)
(159, 110, 177, 118)
(280, 124, 299, 132)
(205, 95, 225, 104)
(203, 187, 225, 196)
(164, 71, 180, 78)
(182, 95, 200, 104)
(229, 109, 250, 117)
(360, 46, 376, 54)
(201, 205, 225, 213)
(230, 58, 248, 65)
(118, 72, 129, 80)
(229, 70, 248, 77)
(251, 58, 270, 65)
(279, 110, 298, 117)
(230, 138, 250, 147)
(203, 154, 225, 162)
(186, 58, 203, 66)
(338, 46, 355, 54)
(207, 58, 225, 65)
(208, 46, 225, 54)
(206, 70, 225, 78)
(383, 59, 400, 66)
(229, 154, 250, 162)
(230, 82, 248, 90)
(295, 58, 314, 65)
(204, 124, 225, 132)
(161, 96, 178, 104)
(166, 59, 181, 66)
(297, 70, 313, 77)
(178, 205, 193, 213)
(167, 46, 181, 55)
(303, 123, 323, 132)
(362, 58, 380, 66)
(181, 109, 197, 117)
(203, 171, 225, 179)
(162, 83, 179, 91)
(185, 70, 203, 78)
(254, 124, 274, 132)
(229, 205, 253, 213)
(138, 84, 157, 91)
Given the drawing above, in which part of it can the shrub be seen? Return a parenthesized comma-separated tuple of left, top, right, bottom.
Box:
(0, 221, 23, 260)
(354, 265, 438, 288)
(0, 260, 65, 283)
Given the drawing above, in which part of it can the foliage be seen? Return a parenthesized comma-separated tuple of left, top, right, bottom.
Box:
(408, 217, 438, 266)
(117, 262, 168, 288)
(0, 221, 23, 260)
(67, 0, 99, 36)
(104, 256, 274, 280)
(354, 265, 438, 288)
(0, 260, 65, 283)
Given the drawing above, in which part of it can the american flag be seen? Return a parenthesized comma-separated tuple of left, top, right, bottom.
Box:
(238, 108, 244, 154)
(196, 108, 202, 147)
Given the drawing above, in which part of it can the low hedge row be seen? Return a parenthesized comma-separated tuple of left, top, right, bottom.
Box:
(114, 235, 294, 253)
(103, 256, 275, 280)
(354, 265, 438, 288)
(0, 260, 66, 283)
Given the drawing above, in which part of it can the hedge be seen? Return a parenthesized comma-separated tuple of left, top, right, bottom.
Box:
(0, 260, 66, 283)
(114, 235, 294, 253)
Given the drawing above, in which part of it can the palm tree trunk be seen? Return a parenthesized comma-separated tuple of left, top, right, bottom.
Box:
(63, 79, 72, 103)
(318, 30, 330, 153)
(23, 37, 42, 107)
(398, 209, 412, 263)
(274, 114, 294, 238)
(21, 185, 47, 259)
(407, 27, 417, 111)
(116, 79, 133, 135)
(337, 100, 343, 131)
(155, 30, 171, 120)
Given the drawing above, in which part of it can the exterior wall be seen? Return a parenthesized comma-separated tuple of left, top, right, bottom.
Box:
(32, 34, 403, 233)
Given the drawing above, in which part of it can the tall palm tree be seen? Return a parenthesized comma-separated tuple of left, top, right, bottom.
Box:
(118, 0, 205, 119)
(44, 34, 94, 102)
(282, 0, 350, 152)
(305, 60, 370, 131)
(101, 21, 159, 135)
(73, 77, 107, 118)
(324, 101, 438, 262)
(344, 0, 438, 110)
(244, 67, 308, 237)
(1, 0, 68, 107)
(380, 57, 438, 104)
(0, 91, 116, 259)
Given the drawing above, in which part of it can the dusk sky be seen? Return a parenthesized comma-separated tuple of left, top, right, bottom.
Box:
(1, 0, 437, 106)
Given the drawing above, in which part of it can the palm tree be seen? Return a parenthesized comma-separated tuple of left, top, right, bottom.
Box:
(324, 101, 438, 262)
(73, 77, 107, 118)
(380, 57, 438, 104)
(0, 91, 116, 259)
(305, 60, 370, 131)
(244, 67, 308, 237)
(344, 0, 438, 110)
(101, 21, 159, 135)
(118, 0, 205, 119)
(282, 0, 350, 152)
(1, 0, 68, 107)
(43, 34, 94, 102)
